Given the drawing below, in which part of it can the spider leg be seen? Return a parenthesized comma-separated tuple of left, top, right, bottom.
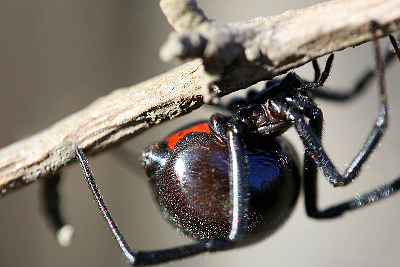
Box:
(225, 124, 249, 241)
(301, 102, 400, 218)
(291, 100, 386, 188)
(313, 34, 399, 101)
(290, 32, 400, 217)
(311, 59, 321, 83)
(42, 173, 74, 246)
(389, 35, 400, 60)
(306, 175, 400, 219)
(75, 125, 249, 265)
(299, 54, 334, 91)
(287, 30, 387, 187)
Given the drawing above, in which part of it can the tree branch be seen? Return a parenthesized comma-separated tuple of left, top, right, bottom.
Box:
(160, 0, 400, 102)
(1, 0, 399, 197)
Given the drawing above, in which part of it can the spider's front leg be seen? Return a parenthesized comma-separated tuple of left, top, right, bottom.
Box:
(287, 32, 400, 218)
(312, 34, 400, 101)
(295, 102, 400, 218)
(294, 30, 388, 187)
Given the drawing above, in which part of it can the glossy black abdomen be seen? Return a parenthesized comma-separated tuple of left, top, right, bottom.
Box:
(244, 136, 300, 245)
(141, 131, 300, 247)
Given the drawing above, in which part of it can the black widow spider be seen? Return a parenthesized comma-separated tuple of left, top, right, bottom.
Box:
(75, 30, 400, 266)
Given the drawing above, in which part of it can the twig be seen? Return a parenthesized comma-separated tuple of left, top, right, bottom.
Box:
(160, 0, 400, 102)
(0, 0, 399, 197)
(0, 60, 204, 195)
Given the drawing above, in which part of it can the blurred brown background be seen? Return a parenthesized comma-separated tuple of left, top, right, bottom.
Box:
(1, 1, 400, 266)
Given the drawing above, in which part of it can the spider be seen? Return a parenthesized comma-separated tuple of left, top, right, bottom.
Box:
(75, 31, 400, 266)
